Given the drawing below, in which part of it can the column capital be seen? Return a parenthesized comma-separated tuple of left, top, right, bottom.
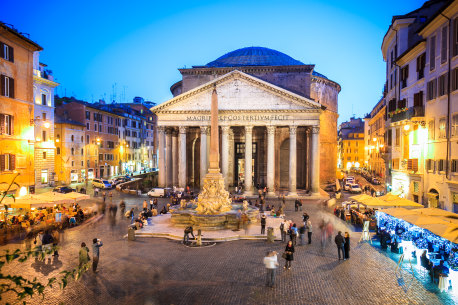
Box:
(200, 126, 208, 134)
(179, 126, 188, 134)
(289, 125, 298, 135)
(312, 126, 320, 134)
(221, 126, 230, 133)
(206, 127, 211, 136)
(172, 129, 179, 137)
(245, 125, 253, 133)
(266, 125, 276, 135)
(165, 127, 174, 135)
(157, 126, 166, 133)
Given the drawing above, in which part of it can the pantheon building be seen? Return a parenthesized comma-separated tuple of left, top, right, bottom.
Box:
(152, 47, 340, 196)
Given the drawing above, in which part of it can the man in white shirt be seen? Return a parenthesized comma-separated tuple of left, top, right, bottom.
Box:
(263, 251, 279, 288)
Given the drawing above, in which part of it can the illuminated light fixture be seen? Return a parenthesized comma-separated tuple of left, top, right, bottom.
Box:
(373, 138, 377, 142)
(19, 186, 28, 197)
(35, 137, 41, 142)
(55, 138, 60, 142)
(404, 125, 410, 131)
(380, 144, 384, 148)
(43, 122, 50, 128)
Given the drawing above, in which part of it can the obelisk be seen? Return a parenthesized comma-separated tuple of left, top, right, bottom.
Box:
(195, 86, 232, 215)
(208, 87, 220, 172)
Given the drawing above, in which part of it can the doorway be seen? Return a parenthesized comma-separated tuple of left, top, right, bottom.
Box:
(234, 142, 257, 187)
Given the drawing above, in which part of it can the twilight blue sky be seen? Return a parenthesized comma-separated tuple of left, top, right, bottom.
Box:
(2, 0, 424, 123)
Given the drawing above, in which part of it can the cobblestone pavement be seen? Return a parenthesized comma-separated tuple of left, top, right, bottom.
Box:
(0, 191, 455, 305)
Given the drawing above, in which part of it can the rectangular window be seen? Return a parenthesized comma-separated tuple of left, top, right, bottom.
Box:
(86, 135, 89, 143)
(41, 169, 48, 184)
(430, 36, 436, 71)
(442, 26, 448, 64)
(0, 42, 14, 62)
(94, 124, 97, 131)
(439, 159, 445, 172)
(413, 181, 420, 194)
(417, 53, 426, 79)
(453, 67, 458, 91)
(439, 117, 446, 138)
(42, 130, 47, 142)
(413, 91, 424, 107)
(398, 99, 407, 109)
(452, 159, 458, 173)
(427, 159, 433, 171)
(388, 99, 397, 112)
(0, 114, 13, 135)
(407, 159, 418, 172)
(429, 120, 435, 140)
(42, 93, 47, 106)
(392, 158, 400, 170)
(387, 129, 392, 146)
(99, 154, 103, 161)
(43, 151, 46, 160)
(401, 65, 409, 88)
(454, 18, 458, 57)
(427, 79, 437, 100)
(86, 111, 90, 120)
(0, 154, 15, 171)
(0, 75, 14, 98)
(413, 124, 419, 145)
(438, 73, 448, 96)
(395, 128, 400, 146)
(452, 114, 458, 137)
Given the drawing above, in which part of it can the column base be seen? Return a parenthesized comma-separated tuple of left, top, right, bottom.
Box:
(267, 191, 276, 197)
(286, 191, 298, 198)
(243, 189, 254, 196)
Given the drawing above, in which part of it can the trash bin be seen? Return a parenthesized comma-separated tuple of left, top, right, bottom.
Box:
(267, 227, 275, 243)
(128, 227, 136, 241)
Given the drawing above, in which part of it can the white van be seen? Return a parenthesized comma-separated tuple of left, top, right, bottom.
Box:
(92, 178, 112, 189)
(147, 188, 171, 197)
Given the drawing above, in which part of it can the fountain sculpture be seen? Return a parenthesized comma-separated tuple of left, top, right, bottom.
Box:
(170, 86, 258, 229)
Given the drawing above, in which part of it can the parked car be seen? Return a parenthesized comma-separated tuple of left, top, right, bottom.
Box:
(92, 178, 112, 189)
(53, 186, 75, 193)
(344, 183, 352, 191)
(147, 188, 171, 198)
(324, 184, 336, 192)
(111, 177, 128, 186)
(372, 178, 381, 185)
(349, 184, 362, 193)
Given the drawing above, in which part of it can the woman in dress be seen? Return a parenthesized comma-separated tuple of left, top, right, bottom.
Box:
(284, 240, 295, 270)
(344, 232, 350, 259)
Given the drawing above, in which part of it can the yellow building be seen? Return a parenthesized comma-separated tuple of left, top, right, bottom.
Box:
(0, 23, 42, 194)
(338, 118, 365, 170)
(54, 116, 86, 185)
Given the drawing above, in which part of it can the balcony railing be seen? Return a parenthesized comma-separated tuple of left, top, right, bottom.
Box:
(390, 106, 425, 123)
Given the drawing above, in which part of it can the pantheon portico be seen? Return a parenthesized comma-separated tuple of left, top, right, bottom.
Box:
(152, 47, 340, 196)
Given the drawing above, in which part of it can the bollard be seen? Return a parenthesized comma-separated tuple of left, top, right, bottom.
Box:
(267, 227, 275, 243)
(128, 227, 136, 241)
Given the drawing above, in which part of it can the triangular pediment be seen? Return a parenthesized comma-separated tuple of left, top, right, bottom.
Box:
(152, 70, 322, 113)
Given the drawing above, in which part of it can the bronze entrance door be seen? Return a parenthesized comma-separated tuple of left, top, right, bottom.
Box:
(234, 142, 257, 188)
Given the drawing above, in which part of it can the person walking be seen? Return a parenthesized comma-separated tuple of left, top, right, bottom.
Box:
(335, 231, 346, 260)
(283, 241, 295, 270)
(302, 212, 309, 224)
(143, 200, 148, 211)
(290, 223, 298, 246)
(260, 214, 267, 235)
(344, 232, 350, 259)
(92, 238, 103, 272)
(263, 251, 279, 288)
(294, 199, 299, 212)
(280, 219, 287, 242)
(119, 200, 126, 218)
(306, 220, 313, 244)
(299, 224, 306, 246)
(79, 242, 90, 269)
(150, 199, 154, 210)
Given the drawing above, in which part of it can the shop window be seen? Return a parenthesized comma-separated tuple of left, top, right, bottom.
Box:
(41, 170, 48, 184)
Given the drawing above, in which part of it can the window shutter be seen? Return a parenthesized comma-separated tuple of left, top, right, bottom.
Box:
(0, 74, 5, 96)
(0, 155, 4, 171)
(442, 27, 448, 64)
(9, 77, 14, 98)
(10, 115, 13, 135)
(454, 18, 458, 57)
(8, 46, 13, 63)
(9, 154, 15, 170)
(0, 42, 4, 59)
(0, 114, 4, 135)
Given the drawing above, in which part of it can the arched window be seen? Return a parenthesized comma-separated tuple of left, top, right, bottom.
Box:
(81, 148, 84, 155)
(40, 89, 51, 107)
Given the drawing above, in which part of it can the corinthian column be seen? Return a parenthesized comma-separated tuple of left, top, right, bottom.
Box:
(178, 126, 187, 188)
(200, 126, 208, 187)
(172, 129, 178, 186)
(158, 126, 166, 187)
(221, 126, 230, 187)
(166, 128, 173, 187)
(311, 126, 320, 194)
(267, 126, 276, 196)
(244, 125, 253, 195)
(288, 126, 297, 196)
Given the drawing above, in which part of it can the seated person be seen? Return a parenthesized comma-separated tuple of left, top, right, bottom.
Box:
(160, 206, 168, 214)
(270, 208, 276, 216)
(420, 250, 432, 270)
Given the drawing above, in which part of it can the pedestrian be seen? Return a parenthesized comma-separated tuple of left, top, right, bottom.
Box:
(92, 238, 103, 272)
(302, 212, 309, 224)
(183, 226, 195, 244)
(307, 220, 313, 244)
(94, 187, 99, 197)
(52, 229, 60, 256)
(119, 200, 126, 217)
(344, 232, 350, 259)
(102, 191, 106, 204)
(283, 240, 295, 270)
(109, 191, 113, 203)
(335, 231, 346, 260)
(242, 213, 249, 235)
(79, 242, 90, 269)
(149, 199, 153, 210)
(260, 214, 267, 235)
(290, 223, 298, 245)
(129, 208, 134, 223)
(41, 230, 54, 260)
(294, 199, 299, 212)
(280, 219, 287, 242)
(263, 251, 279, 288)
(299, 224, 306, 245)
(143, 200, 148, 211)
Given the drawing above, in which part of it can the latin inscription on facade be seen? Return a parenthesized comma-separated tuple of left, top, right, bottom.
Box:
(186, 114, 290, 122)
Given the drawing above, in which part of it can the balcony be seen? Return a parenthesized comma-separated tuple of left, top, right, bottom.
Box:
(390, 106, 425, 123)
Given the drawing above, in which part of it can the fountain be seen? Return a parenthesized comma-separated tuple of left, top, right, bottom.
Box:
(170, 86, 259, 230)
